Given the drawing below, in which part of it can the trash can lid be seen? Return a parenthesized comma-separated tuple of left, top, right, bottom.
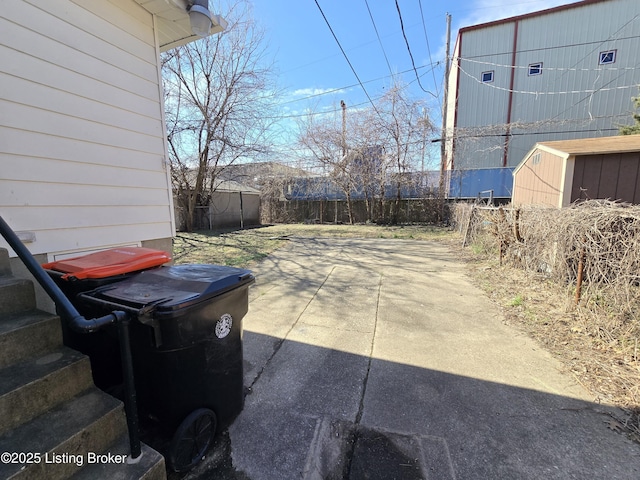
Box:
(88, 264, 254, 313)
(42, 247, 172, 280)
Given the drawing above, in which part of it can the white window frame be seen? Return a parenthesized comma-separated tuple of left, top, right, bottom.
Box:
(528, 63, 543, 76)
(599, 50, 616, 65)
(481, 70, 494, 83)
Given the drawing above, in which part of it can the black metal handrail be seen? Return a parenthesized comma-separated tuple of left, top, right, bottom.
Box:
(0, 215, 141, 460)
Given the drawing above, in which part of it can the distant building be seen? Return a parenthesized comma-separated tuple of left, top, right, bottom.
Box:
(217, 162, 313, 191)
(444, 0, 640, 180)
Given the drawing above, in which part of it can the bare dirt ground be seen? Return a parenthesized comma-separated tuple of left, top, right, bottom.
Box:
(173, 223, 640, 444)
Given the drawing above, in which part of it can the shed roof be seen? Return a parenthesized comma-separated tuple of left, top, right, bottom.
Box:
(213, 179, 260, 194)
(536, 135, 640, 157)
(513, 135, 640, 177)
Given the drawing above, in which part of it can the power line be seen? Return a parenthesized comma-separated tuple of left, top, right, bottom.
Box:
(279, 62, 441, 107)
(455, 56, 640, 73)
(457, 64, 640, 96)
(551, 14, 640, 87)
(417, 0, 440, 98)
(363, 0, 394, 77)
(312, 0, 382, 117)
(394, 0, 437, 98)
(453, 127, 620, 140)
(460, 34, 640, 61)
(269, 63, 441, 121)
(547, 16, 640, 123)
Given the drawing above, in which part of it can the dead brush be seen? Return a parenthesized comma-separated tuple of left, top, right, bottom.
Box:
(456, 200, 640, 441)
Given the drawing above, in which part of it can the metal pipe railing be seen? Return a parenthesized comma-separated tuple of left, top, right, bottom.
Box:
(0, 215, 141, 459)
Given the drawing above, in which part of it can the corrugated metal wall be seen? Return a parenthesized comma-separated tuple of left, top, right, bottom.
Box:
(453, 21, 514, 169)
(451, 0, 640, 171)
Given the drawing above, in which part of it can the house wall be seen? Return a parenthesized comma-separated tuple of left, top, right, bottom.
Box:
(512, 149, 565, 207)
(571, 152, 640, 203)
(0, 0, 174, 261)
(449, 0, 640, 171)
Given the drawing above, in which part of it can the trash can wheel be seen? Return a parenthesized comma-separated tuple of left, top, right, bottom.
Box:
(168, 408, 217, 472)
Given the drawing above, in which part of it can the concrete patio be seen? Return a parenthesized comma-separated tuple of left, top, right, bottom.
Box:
(184, 236, 640, 479)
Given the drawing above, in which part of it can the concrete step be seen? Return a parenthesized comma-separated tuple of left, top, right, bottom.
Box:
(0, 310, 62, 369)
(0, 388, 127, 480)
(0, 248, 10, 276)
(0, 246, 167, 480)
(0, 276, 35, 316)
(68, 435, 166, 480)
(0, 347, 93, 436)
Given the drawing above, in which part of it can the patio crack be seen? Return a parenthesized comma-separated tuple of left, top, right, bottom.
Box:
(247, 265, 337, 391)
(345, 273, 383, 476)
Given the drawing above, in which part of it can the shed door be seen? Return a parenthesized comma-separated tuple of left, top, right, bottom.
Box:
(571, 153, 640, 203)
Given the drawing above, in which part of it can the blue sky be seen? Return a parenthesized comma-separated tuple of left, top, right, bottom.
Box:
(248, 0, 575, 164)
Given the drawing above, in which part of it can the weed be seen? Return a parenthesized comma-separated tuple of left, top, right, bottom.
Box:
(508, 294, 524, 307)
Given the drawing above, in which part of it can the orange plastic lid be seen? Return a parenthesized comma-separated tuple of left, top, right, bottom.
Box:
(42, 247, 172, 280)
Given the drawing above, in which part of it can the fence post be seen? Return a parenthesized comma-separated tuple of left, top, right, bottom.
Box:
(575, 245, 586, 305)
(239, 191, 244, 229)
(462, 205, 475, 247)
(513, 208, 523, 243)
(498, 207, 506, 265)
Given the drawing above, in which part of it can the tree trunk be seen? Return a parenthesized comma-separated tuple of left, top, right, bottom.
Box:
(346, 192, 354, 224)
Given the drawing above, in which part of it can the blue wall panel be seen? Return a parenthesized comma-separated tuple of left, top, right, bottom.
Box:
(448, 168, 514, 199)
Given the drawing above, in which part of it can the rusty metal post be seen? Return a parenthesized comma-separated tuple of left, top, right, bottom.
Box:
(513, 208, 523, 243)
(575, 246, 586, 305)
(498, 207, 506, 265)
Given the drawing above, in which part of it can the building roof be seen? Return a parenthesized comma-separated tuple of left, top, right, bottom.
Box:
(536, 135, 640, 156)
(458, 0, 609, 35)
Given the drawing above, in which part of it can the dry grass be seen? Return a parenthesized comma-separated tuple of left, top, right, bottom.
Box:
(172, 223, 448, 267)
(451, 201, 640, 443)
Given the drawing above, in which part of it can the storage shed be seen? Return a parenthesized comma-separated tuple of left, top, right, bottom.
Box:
(512, 136, 640, 207)
(175, 180, 260, 231)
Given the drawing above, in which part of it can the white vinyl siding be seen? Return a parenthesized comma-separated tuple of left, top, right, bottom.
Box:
(0, 0, 174, 256)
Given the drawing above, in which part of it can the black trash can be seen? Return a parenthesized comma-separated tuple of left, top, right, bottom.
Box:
(81, 264, 255, 472)
(41, 247, 172, 390)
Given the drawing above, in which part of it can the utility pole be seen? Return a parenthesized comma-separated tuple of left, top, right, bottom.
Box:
(439, 13, 451, 204)
(339, 100, 346, 224)
(340, 100, 347, 158)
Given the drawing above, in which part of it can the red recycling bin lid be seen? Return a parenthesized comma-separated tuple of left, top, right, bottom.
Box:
(42, 247, 172, 281)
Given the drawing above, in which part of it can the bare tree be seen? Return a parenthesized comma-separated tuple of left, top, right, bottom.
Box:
(297, 83, 433, 224)
(298, 111, 360, 224)
(163, 0, 277, 231)
(372, 82, 432, 224)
